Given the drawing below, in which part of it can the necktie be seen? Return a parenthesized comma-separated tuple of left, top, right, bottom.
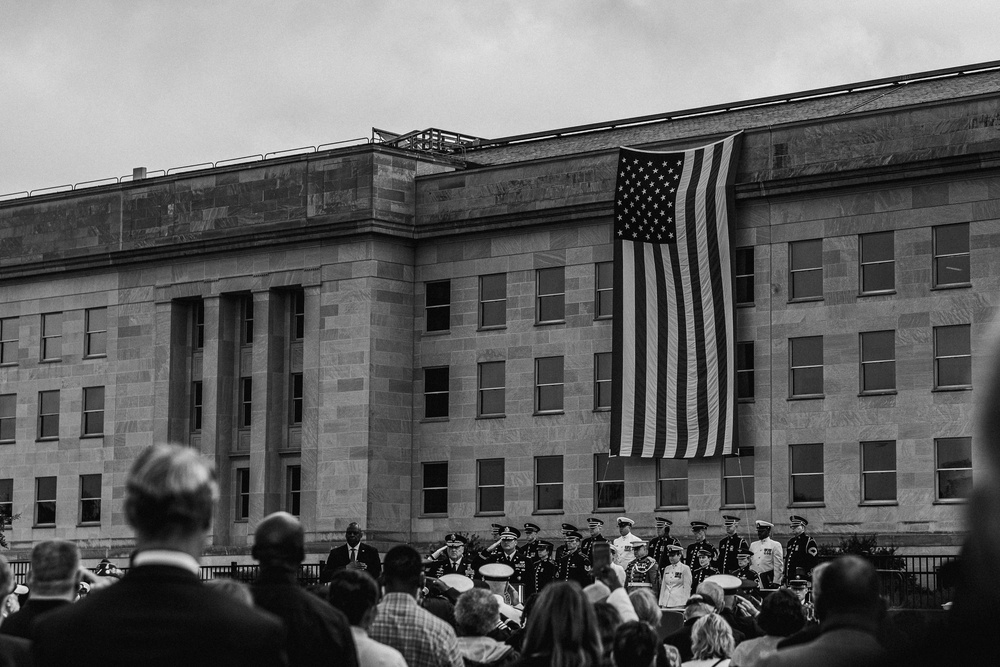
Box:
(350, 548, 356, 562)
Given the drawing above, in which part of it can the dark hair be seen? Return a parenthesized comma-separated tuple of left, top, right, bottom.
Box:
(521, 582, 602, 667)
(124, 443, 218, 540)
(593, 602, 622, 658)
(612, 620, 658, 667)
(328, 569, 380, 626)
(815, 555, 880, 619)
(382, 545, 424, 590)
(756, 588, 806, 636)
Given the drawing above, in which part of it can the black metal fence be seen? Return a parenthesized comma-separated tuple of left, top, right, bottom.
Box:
(8, 560, 327, 588)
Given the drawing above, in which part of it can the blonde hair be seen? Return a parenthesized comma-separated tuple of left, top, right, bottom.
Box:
(691, 613, 734, 660)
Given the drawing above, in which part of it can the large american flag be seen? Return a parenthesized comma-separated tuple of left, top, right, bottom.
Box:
(611, 134, 741, 458)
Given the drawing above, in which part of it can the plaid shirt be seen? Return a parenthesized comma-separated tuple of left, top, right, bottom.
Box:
(369, 592, 463, 667)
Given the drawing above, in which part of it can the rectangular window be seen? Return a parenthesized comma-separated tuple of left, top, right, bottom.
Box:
(240, 295, 254, 346)
(789, 336, 824, 398)
(536, 267, 565, 323)
(191, 381, 203, 432)
(292, 290, 305, 340)
(790, 444, 824, 504)
(535, 356, 564, 414)
(723, 448, 755, 507)
(82, 386, 105, 436)
(0, 479, 11, 527)
(423, 367, 449, 419)
(79, 474, 102, 524)
(594, 352, 612, 410)
(936, 437, 973, 501)
(478, 361, 505, 418)
(84, 307, 108, 357)
(290, 373, 304, 425)
(239, 377, 253, 428)
(861, 440, 896, 503)
(35, 476, 56, 526)
(860, 231, 894, 294)
(737, 341, 755, 400)
(0, 394, 14, 442)
(477, 458, 504, 514)
(933, 223, 970, 287)
(425, 280, 451, 332)
(595, 262, 613, 319)
(285, 465, 302, 516)
(595, 453, 625, 510)
(789, 239, 822, 300)
(422, 462, 448, 515)
(935, 324, 972, 389)
(860, 330, 896, 394)
(735, 247, 755, 305)
(38, 390, 59, 439)
(193, 300, 205, 349)
(235, 467, 250, 520)
(41, 312, 63, 360)
(657, 459, 688, 508)
(479, 274, 506, 329)
(535, 455, 564, 512)
(0, 317, 16, 364)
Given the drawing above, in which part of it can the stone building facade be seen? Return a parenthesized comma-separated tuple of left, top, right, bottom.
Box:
(2, 63, 998, 560)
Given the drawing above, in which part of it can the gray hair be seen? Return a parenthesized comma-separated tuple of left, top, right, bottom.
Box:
(455, 587, 500, 636)
(29, 541, 80, 595)
(124, 443, 219, 540)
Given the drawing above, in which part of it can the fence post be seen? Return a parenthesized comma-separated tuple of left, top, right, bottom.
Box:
(231, 561, 238, 579)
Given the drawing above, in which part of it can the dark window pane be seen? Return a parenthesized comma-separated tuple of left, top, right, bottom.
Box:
(597, 482, 625, 509)
(84, 412, 104, 435)
(84, 387, 104, 411)
(938, 358, 972, 387)
(537, 385, 563, 412)
(861, 263, 894, 293)
(791, 270, 822, 299)
(938, 438, 972, 468)
(426, 281, 450, 306)
(863, 472, 896, 501)
(791, 337, 823, 366)
(935, 224, 969, 255)
(936, 326, 970, 356)
(41, 391, 60, 414)
(597, 262, 613, 287)
(538, 296, 565, 322)
(736, 277, 754, 305)
(863, 441, 895, 470)
(536, 485, 563, 511)
(736, 247, 754, 274)
(938, 470, 973, 500)
(423, 463, 448, 489)
(37, 477, 56, 499)
(790, 240, 822, 270)
(425, 394, 448, 419)
(724, 456, 751, 476)
(87, 331, 107, 356)
(791, 444, 823, 474)
(597, 291, 613, 318)
(596, 455, 624, 482)
(480, 302, 505, 328)
(862, 331, 894, 361)
(861, 232, 894, 263)
(538, 268, 564, 294)
(36, 502, 56, 525)
(660, 459, 686, 478)
(596, 383, 613, 409)
(480, 389, 505, 416)
(936, 256, 970, 285)
(724, 478, 752, 505)
(479, 460, 504, 486)
(425, 367, 449, 392)
(424, 488, 448, 514)
(480, 362, 504, 388)
(426, 307, 451, 332)
(659, 479, 688, 507)
(536, 457, 563, 483)
(596, 353, 612, 378)
(537, 358, 563, 384)
(479, 486, 504, 513)
(793, 367, 823, 395)
(863, 363, 896, 392)
(792, 475, 824, 503)
(481, 274, 505, 301)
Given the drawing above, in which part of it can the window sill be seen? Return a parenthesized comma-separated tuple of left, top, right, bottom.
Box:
(655, 506, 690, 512)
(933, 498, 969, 505)
(422, 330, 451, 337)
(859, 390, 897, 397)
(787, 296, 824, 304)
(533, 411, 565, 416)
(83, 354, 108, 360)
(419, 513, 449, 519)
(80, 433, 105, 439)
(859, 501, 898, 507)
(35, 437, 59, 443)
(0, 362, 17, 368)
(535, 320, 566, 327)
(476, 414, 506, 420)
(857, 290, 896, 298)
(738, 397, 755, 404)
(594, 316, 613, 322)
(234, 519, 249, 524)
(593, 407, 611, 413)
(788, 502, 825, 509)
(32, 524, 56, 529)
(931, 283, 971, 291)
(477, 325, 507, 332)
(276, 448, 302, 456)
(229, 452, 250, 459)
(77, 522, 101, 528)
(39, 358, 63, 364)
(932, 386, 972, 393)
(736, 302, 755, 309)
(721, 504, 756, 511)
(0, 440, 14, 445)
(788, 394, 825, 401)
(532, 509, 565, 516)
(420, 417, 450, 423)
(594, 507, 625, 513)
(475, 511, 506, 517)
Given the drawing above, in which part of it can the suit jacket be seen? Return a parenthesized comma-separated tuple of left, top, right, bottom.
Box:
(32, 564, 287, 667)
(759, 617, 885, 667)
(0, 635, 32, 667)
(0, 599, 69, 640)
(321, 542, 381, 582)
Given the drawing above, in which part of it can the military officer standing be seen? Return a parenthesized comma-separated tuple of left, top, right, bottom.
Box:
(528, 540, 559, 598)
(691, 545, 720, 588)
(580, 517, 608, 560)
(649, 516, 681, 570)
(749, 520, 783, 588)
(658, 544, 692, 609)
(624, 539, 660, 594)
(488, 526, 530, 587)
(784, 515, 819, 584)
(517, 522, 541, 562)
(612, 517, 644, 569)
(716, 515, 749, 574)
(555, 523, 577, 560)
(730, 546, 762, 601)
(425, 533, 477, 579)
(557, 530, 593, 588)
(685, 521, 719, 569)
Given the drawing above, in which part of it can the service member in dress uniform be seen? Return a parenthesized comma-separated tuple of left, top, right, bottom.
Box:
(555, 523, 578, 560)
(581, 517, 609, 560)
(749, 520, 784, 589)
(730, 546, 762, 602)
(658, 544, 692, 609)
(624, 539, 660, 594)
(425, 533, 478, 579)
(783, 515, 819, 584)
(517, 523, 541, 562)
(488, 526, 530, 587)
(557, 530, 593, 588)
(649, 516, 681, 569)
(685, 521, 720, 569)
(716, 515, 750, 574)
(527, 540, 559, 598)
(480, 562, 521, 607)
(691, 545, 720, 588)
(612, 517, 644, 569)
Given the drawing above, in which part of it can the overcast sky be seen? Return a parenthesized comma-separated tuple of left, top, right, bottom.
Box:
(2, 1, 999, 195)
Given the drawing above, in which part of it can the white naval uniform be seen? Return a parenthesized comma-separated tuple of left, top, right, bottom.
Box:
(658, 561, 693, 608)
(613, 532, 644, 568)
(750, 536, 784, 585)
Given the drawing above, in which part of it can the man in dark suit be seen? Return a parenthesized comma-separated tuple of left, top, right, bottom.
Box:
(321, 522, 382, 583)
(252, 511, 358, 667)
(32, 442, 288, 667)
(0, 555, 32, 667)
(0, 540, 79, 640)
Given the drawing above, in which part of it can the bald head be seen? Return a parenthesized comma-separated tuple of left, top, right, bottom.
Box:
(814, 555, 880, 620)
(252, 512, 305, 567)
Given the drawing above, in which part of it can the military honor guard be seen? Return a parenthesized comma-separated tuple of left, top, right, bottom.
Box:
(623, 539, 660, 593)
(717, 515, 749, 574)
(691, 545, 720, 588)
(425, 533, 477, 579)
(517, 522, 541, 562)
(557, 529, 593, 588)
(685, 521, 720, 569)
(488, 525, 530, 586)
(730, 546, 763, 602)
(784, 515, 819, 584)
(749, 519, 784, 588)
(528, 540, 559, 598)
(580, 517, 609, 560)
(649, 516, 681, 569)
(479, 562, 521, 607)
(612, 517, 644, 568)
(555, 523, 578, 560)
(658, 544, 692, 609)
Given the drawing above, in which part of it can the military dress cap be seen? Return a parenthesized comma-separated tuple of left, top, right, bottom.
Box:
(722, 515, 741, 526)
(491, 523, 504, 536)
(616, 516, 634, 526)
(654, 516, 673, 528)
(500, 525, 521, 539)
(690, 521, 709, 531)
(445, 533, 468, 546)
(666, 544, 684, 554)
(755, 520, 774, 529)
(565, 530, 583, 540)
(788, 579, 809, 589)
(14, 584, 28, 595)
(696, 546, 715, 558)
(523, 522, 541, 534)
(789, 515, 809, 527)
(535, 540, 554, 551)
(560, 523, 578, 534)
(705, 574, 742, 593)
(586, 517, 605, 527)
(631, 538, 648, 548)
(479, 562, 515, 581)
(736, 545, 753, 557)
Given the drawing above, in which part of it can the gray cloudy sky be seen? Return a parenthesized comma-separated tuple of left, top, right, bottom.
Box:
(2, 0, 999, 195)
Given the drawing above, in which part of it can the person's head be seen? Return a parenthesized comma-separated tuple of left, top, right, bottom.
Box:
(756, 588, 806, 637)
(499, 526, 519, 554)
(697, 552, 712, 568)
(593, 602, 622, 658)
(736, 551, 752, 569)
(667, 545, 683, 564)
(789, 515, 807, 536)
(634, 541, 648, 559)
(252, 511, 305, 569)
(682, 594, 715, 622)
(329, 568, 380, 628)
(205, 578, 254, 607)
(521, 582, 602, 666)
(811, 560, 830, 598)
(382, 544, 424, 595)
(691, 613, 734, 660)
(27, 540, 81, 598)
(524, 523, 540, 542)
(535, 540, 553, 561)
(617, 518, 633, 536)
(814, 555, 880, 621)
(612, 620, 659, 667)
(696, 581, 724, 612)
(723, 516, 739, 536)
(587, 518, 604, 536)
(655, 517, 672, 537)
(628, 588, 662, 629)
(445, 533, 466, 561)
(345, 522, 363, 547)
(124, 443, 219, 550)
(755, 520, 772, 540)
(691, 521, 708, 541)
(565, 532, 581, 553)
(454, 587, 500, 637)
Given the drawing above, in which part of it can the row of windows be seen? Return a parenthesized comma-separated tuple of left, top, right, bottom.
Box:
(232, 464, 302, 520)
(186, 374, 304, 433)
(0, 475, 103, 527)
(0, 388, 105, 441)
(0, 308, 108, 364)
(420, 437, 972, 516)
